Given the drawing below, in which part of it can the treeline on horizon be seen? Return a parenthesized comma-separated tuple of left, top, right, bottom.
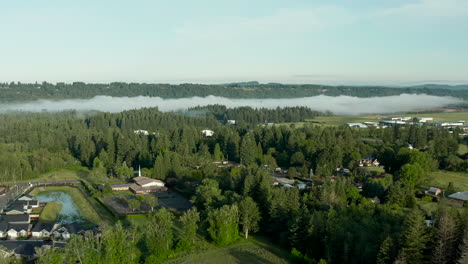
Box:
(1, 81, 468, 102)
(0, 107, 467, 263)
(186, 105, 330, 124)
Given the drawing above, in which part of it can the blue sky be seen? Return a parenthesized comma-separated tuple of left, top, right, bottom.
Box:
(1, 0, 467, 85)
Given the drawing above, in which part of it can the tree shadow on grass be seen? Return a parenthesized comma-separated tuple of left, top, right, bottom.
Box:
(228, 248, 275, 264)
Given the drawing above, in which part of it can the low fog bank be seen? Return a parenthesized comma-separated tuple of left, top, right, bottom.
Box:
(0, 94, 463, 115)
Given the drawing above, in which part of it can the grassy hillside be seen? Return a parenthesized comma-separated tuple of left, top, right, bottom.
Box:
(420, 170, 468, 192)
(165, 236, 290, 264)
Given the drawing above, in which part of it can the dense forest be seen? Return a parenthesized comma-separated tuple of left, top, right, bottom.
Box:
(0, 107, 467, 263)
(1, 82, 468, 102)
(185, 105, 328, 125)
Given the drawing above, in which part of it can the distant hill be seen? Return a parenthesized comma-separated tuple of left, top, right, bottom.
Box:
(223, 81, 260, 87)
(409, 84, 468, 90)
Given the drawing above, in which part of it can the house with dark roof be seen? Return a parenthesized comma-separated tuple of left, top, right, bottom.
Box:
(6, 224, 30, 238)
(4, 203, 27, 215)
(31, 223, 55, 238)
(4, 214, 30, 224)
(0, 221, 8, 238)
(53, 223, 84, 240)
(18, 195, 34, 201)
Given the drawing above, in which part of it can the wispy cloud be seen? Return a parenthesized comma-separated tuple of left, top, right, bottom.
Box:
(379, 0, 468, 18)
(0, 94, 463, 116)
(175, 6, 355, 40)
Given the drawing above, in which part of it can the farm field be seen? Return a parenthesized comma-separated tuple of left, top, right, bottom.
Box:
(164, 236, 289, 264)
(30, 186, 103, 225)
(420, 170, 468, 192)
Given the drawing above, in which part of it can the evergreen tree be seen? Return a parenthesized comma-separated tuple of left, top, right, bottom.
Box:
(240, 133, 256, 165)
(401, 210, 430, 264)
(432, 210, 457, 264)
(377, 236, 396, 264)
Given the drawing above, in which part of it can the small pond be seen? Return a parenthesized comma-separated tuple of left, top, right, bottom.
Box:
(36, 191, 83, 224)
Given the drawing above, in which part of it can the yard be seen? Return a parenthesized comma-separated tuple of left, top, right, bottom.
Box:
(29, 186, 103, 225)
(420, 170, 468, 192)
(39, 202, 62, 223)
(164, 236, 289, 264)
(102, 190, 192, 216)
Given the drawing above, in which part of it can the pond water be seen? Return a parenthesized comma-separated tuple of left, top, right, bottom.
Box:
(36, 191, 83, 224)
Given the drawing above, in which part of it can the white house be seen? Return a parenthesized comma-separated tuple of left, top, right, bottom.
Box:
(418, 117, 433, 123)
(346, 123, 368, 128)
(201, 129, 215, 137)
(227, 120, 236, 125)
(7, 224, 30, 239)
(134, 130, 149, 135)
(31, 223, 55, 238)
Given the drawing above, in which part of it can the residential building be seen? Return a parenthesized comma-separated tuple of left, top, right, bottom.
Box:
(201, 129, 214, 137)
(31, 223, 55, 238)
(447, 191, 468, 201)
(6, 224, 30, 238)
(4, 214, 30, 224)
(425, 187, 442, 196)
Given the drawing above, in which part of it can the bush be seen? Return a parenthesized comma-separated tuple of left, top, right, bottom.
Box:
(421, 195, 433, 202)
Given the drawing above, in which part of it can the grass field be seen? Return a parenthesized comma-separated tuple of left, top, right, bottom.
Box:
(420, 170, 468, 192)
(459, 144, 468, 155)
(30, 186, 103, 225)
(36, 167, 89, 181)
(39, 202, 62, 223)
(165, 236, 289, 264)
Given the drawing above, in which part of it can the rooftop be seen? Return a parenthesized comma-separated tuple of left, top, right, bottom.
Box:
(4, 214, 29, 223)
(31, 222, 54, 232)
(8, 223, 30, 232)
(448, 191, 468, 201)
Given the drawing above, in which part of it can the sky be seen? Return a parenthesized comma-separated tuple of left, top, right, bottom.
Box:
(1, 0, 467, 85)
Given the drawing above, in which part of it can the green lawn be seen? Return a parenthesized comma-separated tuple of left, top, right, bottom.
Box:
(164, 236, 289, 264)
(30, 186, 103, 225)
(36, 168, 89, 181)
(458, 144, 468, 155)
(363, 166, 386, 174)
(420, 170, 468, 192)
(39, 202, 62, 223)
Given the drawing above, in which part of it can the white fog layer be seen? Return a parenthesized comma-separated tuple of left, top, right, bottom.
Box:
(0, 94, 463, 115)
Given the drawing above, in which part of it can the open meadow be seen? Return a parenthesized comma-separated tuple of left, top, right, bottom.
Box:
(165, 236, 289, 264)
(420, 170, 468, 192)
(293, 110, 468, 127)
